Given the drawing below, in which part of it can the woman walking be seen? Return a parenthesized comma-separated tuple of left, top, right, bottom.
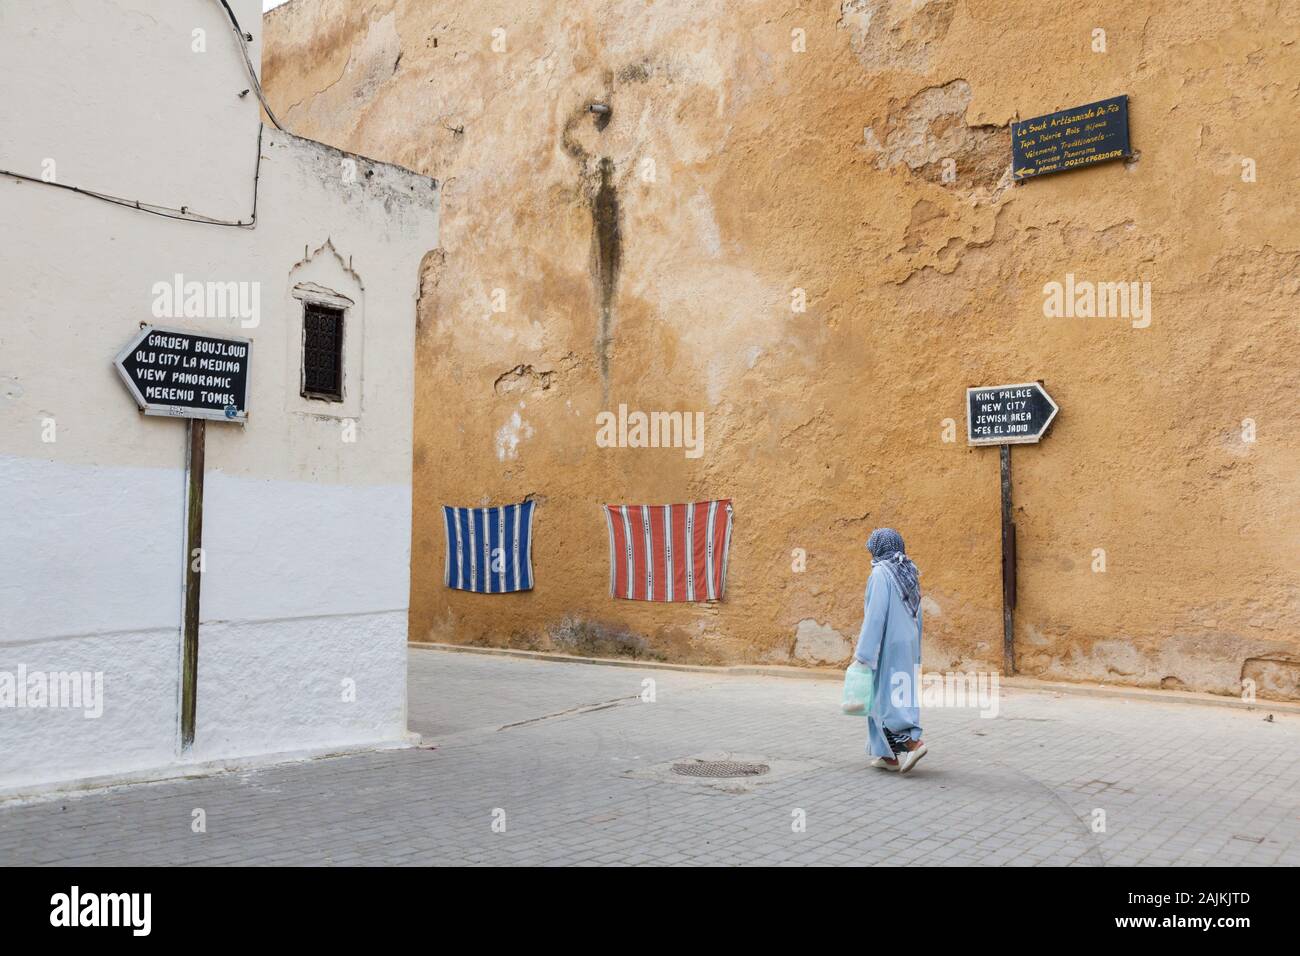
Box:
(855, 528, 926, 773)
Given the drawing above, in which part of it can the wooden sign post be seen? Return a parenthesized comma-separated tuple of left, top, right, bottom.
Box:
(966, 382, 1059, 675)
(114, 325, 251, 749)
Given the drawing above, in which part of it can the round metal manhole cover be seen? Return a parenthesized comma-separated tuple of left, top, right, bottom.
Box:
(671, 760, 770, 779)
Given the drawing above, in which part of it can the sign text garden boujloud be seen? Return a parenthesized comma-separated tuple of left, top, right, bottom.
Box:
(114, 325, 251, 423)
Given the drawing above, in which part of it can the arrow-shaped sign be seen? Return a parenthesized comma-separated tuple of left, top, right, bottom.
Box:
(966, 382, 1058, 446)
(114, 325, 251, 423)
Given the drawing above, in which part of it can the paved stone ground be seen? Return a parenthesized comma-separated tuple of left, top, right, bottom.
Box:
(1, 648, 1297, 866)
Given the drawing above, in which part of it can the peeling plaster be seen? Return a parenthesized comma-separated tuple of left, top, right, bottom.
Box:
(495, 409, 535, 461)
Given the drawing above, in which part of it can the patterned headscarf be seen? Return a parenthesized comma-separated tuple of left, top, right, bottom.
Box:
(866, 527, 921, 620)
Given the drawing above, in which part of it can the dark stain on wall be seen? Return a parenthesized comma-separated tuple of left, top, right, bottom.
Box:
(592, 157, 621, 398)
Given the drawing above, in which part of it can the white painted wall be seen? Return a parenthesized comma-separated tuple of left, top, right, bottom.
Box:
(0, 0, 439, 793)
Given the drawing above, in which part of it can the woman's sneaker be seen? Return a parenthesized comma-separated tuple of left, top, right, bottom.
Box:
(870, 756, 899, 771)
(897, 743, 928, 774)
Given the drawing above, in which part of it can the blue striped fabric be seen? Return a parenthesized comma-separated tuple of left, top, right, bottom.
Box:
(442, 501, 535, 593)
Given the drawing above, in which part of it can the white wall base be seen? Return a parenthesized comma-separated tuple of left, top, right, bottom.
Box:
(0, 628, 180, 793)
(0, 610, 407, 793)
(189, 610, 408, 763)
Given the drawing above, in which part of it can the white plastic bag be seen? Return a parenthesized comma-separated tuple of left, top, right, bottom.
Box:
(841, 661, 874, 716)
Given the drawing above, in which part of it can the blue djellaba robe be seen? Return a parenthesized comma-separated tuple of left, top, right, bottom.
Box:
(854, 557, 923, 759)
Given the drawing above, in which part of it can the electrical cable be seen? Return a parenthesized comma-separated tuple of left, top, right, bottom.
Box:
(0, 0, 281, 227)
(217, 0, 284, 131)
(2, 125, 263, 227)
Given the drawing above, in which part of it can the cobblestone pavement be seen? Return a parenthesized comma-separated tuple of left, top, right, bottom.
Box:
(1, 649, 1297, 866)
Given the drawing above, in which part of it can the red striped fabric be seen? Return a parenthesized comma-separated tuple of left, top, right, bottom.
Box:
(602, 500, 733, 602)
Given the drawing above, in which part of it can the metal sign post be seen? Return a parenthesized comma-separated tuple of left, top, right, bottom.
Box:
(966, 382, 1059, 675)
(115, 325, 251, 749)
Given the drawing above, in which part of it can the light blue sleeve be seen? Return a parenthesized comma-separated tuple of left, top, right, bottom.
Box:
(854, 569, 889, 668)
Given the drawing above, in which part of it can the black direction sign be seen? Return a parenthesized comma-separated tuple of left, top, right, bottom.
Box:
(114, 326, 251, 423)
(1011, 94, 1130, 181)
(966, 382, 1058, 445)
